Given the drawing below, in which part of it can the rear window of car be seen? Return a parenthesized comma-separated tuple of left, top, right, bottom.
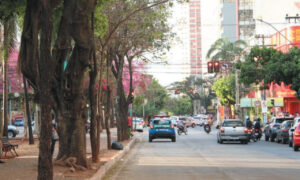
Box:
(153, 120, 171, 125)
(222, 121, 243, 127)
(284, 121, 293, 128)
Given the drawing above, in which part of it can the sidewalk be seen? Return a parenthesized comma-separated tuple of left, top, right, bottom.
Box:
(0, 128, 136, 180)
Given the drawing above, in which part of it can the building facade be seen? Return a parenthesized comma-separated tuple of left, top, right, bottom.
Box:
(189, 0, 202, 75)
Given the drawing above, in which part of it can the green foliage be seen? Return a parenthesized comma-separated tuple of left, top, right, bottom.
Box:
(212, 74, 235, 106)
(167, 95, 193, 115)
(0, 0, 26, 21)
(132, 78, 169, 117)
(238, 46, 282, 88)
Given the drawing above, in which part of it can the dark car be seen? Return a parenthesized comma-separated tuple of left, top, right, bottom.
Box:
(264, 117, 293, 142)
(8, 125, 19, 138)
(149, 119, 176, 142)
(276, 120, 293, 144)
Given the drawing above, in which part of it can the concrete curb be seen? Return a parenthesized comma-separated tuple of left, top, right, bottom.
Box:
(87, 137, 137, 180)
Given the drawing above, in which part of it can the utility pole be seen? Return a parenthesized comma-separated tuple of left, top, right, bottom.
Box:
(235, 55, 240, 119)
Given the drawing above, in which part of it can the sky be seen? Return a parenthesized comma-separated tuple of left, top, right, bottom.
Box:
(145, 2, 190, 87)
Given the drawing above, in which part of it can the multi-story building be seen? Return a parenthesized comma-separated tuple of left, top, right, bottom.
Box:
(189, 0, 202, 75)
(221, 0, 255, 43)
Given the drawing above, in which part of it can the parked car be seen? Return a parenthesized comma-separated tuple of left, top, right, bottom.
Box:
(170, 116, 179, 127)
(133, 119, 144, 132)
(264, 117, 293, 142)
(13, 118, 24, 126)
(276, 120, 293, 144)
(217, 119, 249, 144)
(8, 125, 19, 138)
(292, 123, 300, 151)
(149, 118, 176, 142)
(289, 117, 300, 147)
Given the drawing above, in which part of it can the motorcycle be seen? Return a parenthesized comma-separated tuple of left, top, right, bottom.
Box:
(204, 123, 211, 134)
(253, 128, 261, 141)
(177, 125, 187, 135)
(247, 128, 257, 142)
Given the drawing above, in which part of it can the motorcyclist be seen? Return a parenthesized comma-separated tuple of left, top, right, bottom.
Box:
(253, 118, 262, 139)
(177, 120, 187, 134)
(246, 117, 253, 129)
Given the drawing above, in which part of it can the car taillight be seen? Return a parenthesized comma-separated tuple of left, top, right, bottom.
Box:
(295, 131, 300, 136)
(221, 128, 225, 133)
(150, 124, 154, 129)
(171, 125, 174, 129)
(244, 128, 248, 133)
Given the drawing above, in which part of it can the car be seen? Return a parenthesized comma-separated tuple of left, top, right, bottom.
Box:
(8, 125, 19, 138)
(276, 120, 293, 144)
(13, 118, 24, 126)
(132, 119, 144, 132)
(264, 117, 293, 142)
(289, 117, 300, 147)
(217, 119, 249, 144)
(149, 118, 176, 142)
(178, 117, 196, 128)
(170, 116, 179, 127)
(193, 117, 204, 126)
(292, 123, 300, 151)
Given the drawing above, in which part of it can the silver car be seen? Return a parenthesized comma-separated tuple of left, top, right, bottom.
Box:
(217, 119, 248, 144)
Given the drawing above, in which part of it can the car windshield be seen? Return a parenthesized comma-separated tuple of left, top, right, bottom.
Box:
(153, 120, 171, 125)
(222, 121, 243, 127)
(15, 119, 23, 122)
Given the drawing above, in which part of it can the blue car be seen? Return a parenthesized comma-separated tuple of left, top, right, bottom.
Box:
(149, 119, 176, 142)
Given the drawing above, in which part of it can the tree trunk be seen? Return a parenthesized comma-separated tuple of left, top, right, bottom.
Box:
(24, 78, 34, 144)
(3, 21, 9, 137)
(105, 61, 112, 149)
(38, 0, 53, 179)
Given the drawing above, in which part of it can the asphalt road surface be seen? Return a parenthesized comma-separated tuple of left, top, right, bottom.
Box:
(104, 126, 300, 180)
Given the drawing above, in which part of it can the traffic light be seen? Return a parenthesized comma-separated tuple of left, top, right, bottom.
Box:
(208, 62, 213, 73)
(214, 61, 220, 72)
(175, 89, 181, 94)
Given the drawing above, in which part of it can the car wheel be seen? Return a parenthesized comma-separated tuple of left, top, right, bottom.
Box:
(265, 135, 269, 141)
(8, 131, 15, 138)
(192, 124, 195, 128)
(244, 140, 248, 144)
(282, 139, 287, 144)
(294, 145, 299, 151)
(219, 140, 223, 144)
(172, 137, 176, 142)
(149, 136, 152, 142)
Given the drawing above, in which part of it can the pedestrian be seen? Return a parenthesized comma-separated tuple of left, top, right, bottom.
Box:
(0, 140, 4, 163)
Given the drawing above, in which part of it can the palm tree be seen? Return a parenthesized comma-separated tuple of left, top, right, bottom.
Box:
(206, 37, 247, 63)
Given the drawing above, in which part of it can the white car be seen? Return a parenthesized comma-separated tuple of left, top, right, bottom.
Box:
(132, 119, 144, 132)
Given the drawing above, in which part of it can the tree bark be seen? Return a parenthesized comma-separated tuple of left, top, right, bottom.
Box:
(24, 78, 34, 144)
(3, 21, 9, 137)
(38, 0, 53, 179)
(105, 60, 112, 149)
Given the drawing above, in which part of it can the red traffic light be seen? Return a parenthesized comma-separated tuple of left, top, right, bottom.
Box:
(214, 61, 220, 72)
(207, 62, 213, 73)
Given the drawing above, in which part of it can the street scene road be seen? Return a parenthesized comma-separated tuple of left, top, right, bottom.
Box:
(105, 126, 300, 180)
